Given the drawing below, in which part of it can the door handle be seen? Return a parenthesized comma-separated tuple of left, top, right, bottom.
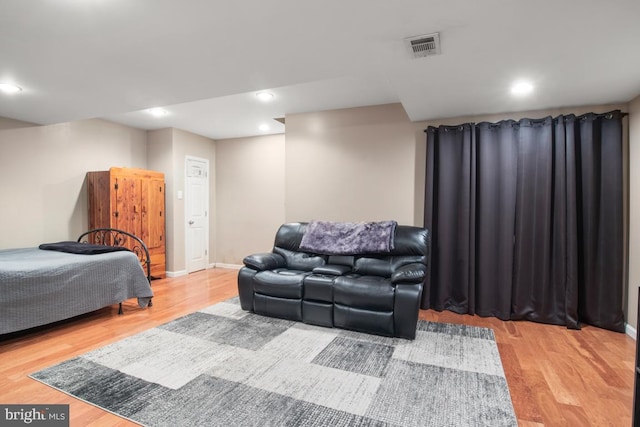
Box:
(188, 220, 195, 225)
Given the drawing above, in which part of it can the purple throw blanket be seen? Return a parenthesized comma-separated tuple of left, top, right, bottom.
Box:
(299, 220, 397, 255)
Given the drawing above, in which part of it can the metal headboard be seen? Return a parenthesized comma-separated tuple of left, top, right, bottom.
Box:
(77, 228, 152, 282)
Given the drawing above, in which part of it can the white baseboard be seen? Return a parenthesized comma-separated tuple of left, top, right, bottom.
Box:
(166, 264, 241, 276)
(213, 263, 242, 270)
(626, 322, 637, 340)
(166, 270, 188, 278)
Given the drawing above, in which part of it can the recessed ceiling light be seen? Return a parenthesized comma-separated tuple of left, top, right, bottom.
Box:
(146, 108, 169, 117)
(259, 123, 270, 131)
(256, 92, 274, 102)
(0, 83, 22, 94)
(511, 81, 533, 96)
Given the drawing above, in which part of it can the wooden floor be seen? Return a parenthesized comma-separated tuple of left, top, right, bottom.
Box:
(0, 268, 635, 426)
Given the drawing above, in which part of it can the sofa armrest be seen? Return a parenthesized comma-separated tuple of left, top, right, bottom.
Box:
(394, 283, 423, 339)
(391, 263, 427, 284)
(243, 253, 286, 271)
(312, 264, 352, 275)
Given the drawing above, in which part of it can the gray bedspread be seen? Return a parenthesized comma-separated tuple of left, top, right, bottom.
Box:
(0, 248, 153, 335)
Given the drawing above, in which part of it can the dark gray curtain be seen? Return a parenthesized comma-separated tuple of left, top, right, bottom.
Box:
(423, 111, 625, 332)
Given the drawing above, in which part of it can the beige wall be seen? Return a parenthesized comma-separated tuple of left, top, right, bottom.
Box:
(147, 128, 215, 275)
(628, 95, 640, 330)
(215, 134, 285, 264)
(0, 116, 39, 130)
(147, 128, 175, 270)
(0, 119, 147, 248)
(214, 104, 419, 266)
(214, 103, 418, 266)
(285, 103, 416, 225)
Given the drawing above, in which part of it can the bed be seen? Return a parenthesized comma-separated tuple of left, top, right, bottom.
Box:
(0, 228, 154, 335)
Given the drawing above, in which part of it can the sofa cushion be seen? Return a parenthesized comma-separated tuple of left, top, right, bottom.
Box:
(391, 263, 427, 284)
(354, 255, 428, 277)
(303, 274, 335, 302)
(273, 222, 307, 251)
(327, 255, 355, 266)
(389, 226, 429, 257)
(254, 269, 307, 299)
(243, 252, 285, 271)
(254, 294, 302, 321)
(312, 264, 351, 275)
(302, 300, 333, 327)
(273, 247, 326, 271)
(334, 275, 395, 311)
(353, 257, 393, 277)
(333, 304, 394, 336)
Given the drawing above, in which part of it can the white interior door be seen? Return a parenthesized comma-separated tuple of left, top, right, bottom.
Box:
(185, 157, 209, 273)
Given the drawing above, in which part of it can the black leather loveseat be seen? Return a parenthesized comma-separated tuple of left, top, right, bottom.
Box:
(237, 222, 429, 339)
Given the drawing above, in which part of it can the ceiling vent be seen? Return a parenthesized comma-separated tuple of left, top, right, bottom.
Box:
(405, 33, 441, 59)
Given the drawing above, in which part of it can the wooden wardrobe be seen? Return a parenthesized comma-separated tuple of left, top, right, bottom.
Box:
(86, 167, 166, 278)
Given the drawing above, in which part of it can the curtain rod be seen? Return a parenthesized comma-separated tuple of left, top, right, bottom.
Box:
(424, 111, 630, 131)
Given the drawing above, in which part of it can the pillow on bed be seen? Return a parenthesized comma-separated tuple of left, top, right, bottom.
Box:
(39, 241, 131, 255)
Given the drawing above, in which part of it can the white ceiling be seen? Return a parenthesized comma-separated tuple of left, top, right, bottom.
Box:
(1, 0, 639, 140)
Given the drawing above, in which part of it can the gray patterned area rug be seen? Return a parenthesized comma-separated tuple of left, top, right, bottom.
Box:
(30, 298, 517, 426)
